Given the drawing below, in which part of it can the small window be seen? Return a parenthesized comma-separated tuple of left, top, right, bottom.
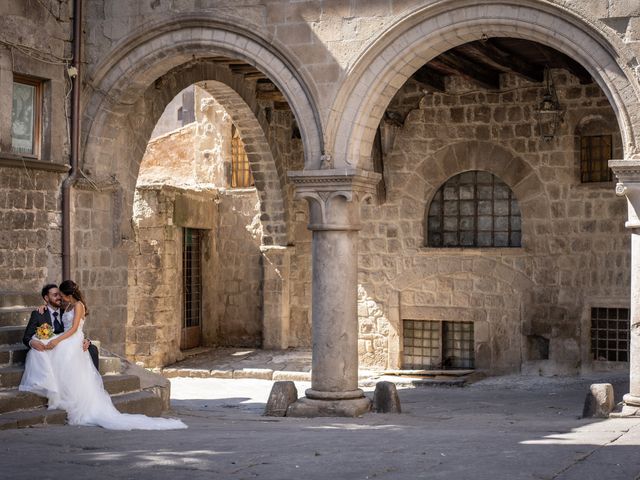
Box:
(580, 135, 612, 183)
(11, 75, 42, 157)
(403, 320, 474, 370)
(427, 171, 521, 248)
(177, 106, 183, 121)
(591, 307, 629, 362)
(230, 124, 254, 188)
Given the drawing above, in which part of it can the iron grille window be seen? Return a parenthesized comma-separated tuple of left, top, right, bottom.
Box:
(580, 135, 612, 183)
(231, 124, 254, 188)
(427, 171, 521, 248)
(183, 228, 202, 330)
(403, 320, 474, 370)
(591, 307, 629, 362)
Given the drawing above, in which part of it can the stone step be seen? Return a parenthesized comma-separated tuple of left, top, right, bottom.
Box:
(0, 343, 27, 366)
(0, 326, 24, 346)
(0, 292, 41, 309)
(0, 374, 142, 415)
(0, 391, 164, 430)
(0, 307, 32, 328)
(99, 356, 122, 375)
(0, 366, 24, 388)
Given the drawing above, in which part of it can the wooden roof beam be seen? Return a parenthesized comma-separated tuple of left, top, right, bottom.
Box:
(412, 65, 446, 92)
(430, 51, 501, 90)
(463, 40, 543, 83)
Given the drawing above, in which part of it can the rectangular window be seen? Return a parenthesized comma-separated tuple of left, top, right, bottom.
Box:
(591, 307, 629, 362)
(182, 228, 202, 350)
(11, 75, 42, 157)
(403, 319, 474, 370)
(231, 124, 254, 188)
(580, 135, 613, 183)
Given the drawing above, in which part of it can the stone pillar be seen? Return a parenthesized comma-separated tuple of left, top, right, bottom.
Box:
(287, 168, 380, 417)
(610, 160, 640, 415)
(261, 245, 291, 350)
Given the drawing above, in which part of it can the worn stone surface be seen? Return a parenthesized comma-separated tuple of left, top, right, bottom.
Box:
(582, 383, 615, 418)
(372, 381, 402, 413)
(264, 380, 298, 416)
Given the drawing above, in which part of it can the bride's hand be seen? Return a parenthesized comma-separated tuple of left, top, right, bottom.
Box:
(37, 304, 46, 314)
(48, 339, 59, 349)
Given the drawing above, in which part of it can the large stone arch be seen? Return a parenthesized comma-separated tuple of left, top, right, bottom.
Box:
(328, 0, 640, 170)
(81, 21, 323, 245)
(74, 21, 324, 354)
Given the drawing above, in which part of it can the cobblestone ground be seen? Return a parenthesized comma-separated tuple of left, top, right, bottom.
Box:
(1, 373, 639, 480)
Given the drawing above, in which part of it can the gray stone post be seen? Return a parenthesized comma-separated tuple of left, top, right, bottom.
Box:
(287, 168, 380, 417)
(610, 160, 640, 415)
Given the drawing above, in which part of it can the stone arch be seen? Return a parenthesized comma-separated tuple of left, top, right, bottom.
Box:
(81, 21, 324, 244)
(328, 1, 640, 170)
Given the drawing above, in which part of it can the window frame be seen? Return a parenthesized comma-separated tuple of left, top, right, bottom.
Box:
(11, 74, 43, 159)
(230, 124, 254, 189)
(426, 170, 522, 249)
(580, 134, 613, 184)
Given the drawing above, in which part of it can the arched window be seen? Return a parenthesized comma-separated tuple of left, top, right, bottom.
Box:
(427, 171, 521, 248)
(230, 124, 254, 188)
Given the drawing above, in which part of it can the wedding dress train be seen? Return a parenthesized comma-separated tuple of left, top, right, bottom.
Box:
(19, 308, 186, 430)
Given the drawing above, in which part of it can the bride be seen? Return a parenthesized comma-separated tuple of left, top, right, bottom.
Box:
(19, 280, 187, 430)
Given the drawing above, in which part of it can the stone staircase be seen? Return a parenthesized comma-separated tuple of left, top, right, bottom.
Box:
(0, 292, 168, 430)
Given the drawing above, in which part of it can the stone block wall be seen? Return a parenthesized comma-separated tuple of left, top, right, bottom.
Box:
(0, 1, 71, 297)
(357, 71, 629, 374)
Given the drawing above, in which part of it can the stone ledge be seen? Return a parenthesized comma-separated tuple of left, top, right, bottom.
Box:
(0, 155, 69, 173)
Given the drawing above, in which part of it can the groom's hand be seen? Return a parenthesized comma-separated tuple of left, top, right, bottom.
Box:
(82, 339, 90, 352)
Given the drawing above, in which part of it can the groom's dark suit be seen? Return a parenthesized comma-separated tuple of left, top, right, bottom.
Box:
(22, 309, 100, 371)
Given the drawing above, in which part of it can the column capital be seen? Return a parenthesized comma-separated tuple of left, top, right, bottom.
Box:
(288, 169, 381, 230)
(610, 160, 640, 229)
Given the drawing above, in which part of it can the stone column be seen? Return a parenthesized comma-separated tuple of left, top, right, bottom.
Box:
(610, 160, 640, 415)
(287, 168, 380, 417)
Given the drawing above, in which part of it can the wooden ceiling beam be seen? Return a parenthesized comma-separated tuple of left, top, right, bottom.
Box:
(412, 65, 446, 92)
(430, 51, 501, 90)
(462, 40, 543, 83)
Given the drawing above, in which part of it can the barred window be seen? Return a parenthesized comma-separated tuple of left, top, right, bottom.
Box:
(591, 307, 629, 362)
(403, 320, 474, 370)
(230, 124, 254, 188)
(580, 135, 612, 183)
(427, 171, 521, 248)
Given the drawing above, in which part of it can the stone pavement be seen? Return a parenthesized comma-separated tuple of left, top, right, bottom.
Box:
(158, 347, 473, 387)
(1, 372, 640, 479)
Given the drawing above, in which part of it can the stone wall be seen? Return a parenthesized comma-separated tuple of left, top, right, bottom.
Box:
(0, 1, 71, 295)
(357, 71, 629, 374)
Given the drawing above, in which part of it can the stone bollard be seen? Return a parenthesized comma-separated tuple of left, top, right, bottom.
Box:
(264, 381, 298, 417)
(372, 381, 401, 413)
(582, 383, 615, 418)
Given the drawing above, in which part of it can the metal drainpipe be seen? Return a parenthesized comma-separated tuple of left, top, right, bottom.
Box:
(62, 0, 82, 280)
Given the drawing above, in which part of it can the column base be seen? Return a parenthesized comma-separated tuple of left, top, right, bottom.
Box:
(608, 394, 640, 418)
(286, 396, 371, 417)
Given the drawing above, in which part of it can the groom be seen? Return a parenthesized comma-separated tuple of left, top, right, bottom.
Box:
(22, 284, 100, 371)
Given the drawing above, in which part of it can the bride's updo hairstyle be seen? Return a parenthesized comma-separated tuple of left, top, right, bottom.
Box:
(59, 280, 90, 316)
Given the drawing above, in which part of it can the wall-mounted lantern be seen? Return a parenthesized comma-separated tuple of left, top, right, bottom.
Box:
(535, 67, 563, 142)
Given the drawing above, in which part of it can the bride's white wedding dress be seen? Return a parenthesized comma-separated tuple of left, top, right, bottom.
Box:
(19, 308, 186, 430)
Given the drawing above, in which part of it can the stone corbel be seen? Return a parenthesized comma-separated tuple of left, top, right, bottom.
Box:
(288, 168, 381, 231)
(610, 160, 640, 229)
